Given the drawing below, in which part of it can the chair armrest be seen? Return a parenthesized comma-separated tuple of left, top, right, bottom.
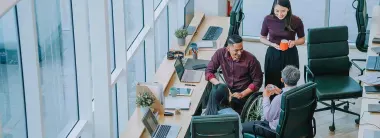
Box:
(351, 59, 366, 75)
(252, 123, 279, 137)
(304, 65, 315, 82)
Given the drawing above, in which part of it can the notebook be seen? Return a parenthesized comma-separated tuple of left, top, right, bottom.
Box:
(164, 97, 191, 110)
(365, 86, 380, 94)
(368, 104, 380, 113)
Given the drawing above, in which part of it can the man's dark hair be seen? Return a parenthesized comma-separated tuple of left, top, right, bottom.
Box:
(227, 34, 243, 46)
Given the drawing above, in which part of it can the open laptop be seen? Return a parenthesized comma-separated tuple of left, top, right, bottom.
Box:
(174, 58, 203, 83)
(142, 110, 181, 138)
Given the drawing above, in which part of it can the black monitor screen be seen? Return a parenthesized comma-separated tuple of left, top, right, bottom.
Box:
(184, 0, 194, 28)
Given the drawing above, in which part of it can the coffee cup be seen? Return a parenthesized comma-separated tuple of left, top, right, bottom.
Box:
(280, 39, 289, 51)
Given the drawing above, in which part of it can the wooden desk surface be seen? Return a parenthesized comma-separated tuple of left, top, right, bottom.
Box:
(121, 13, 229, 138)
(358, 5, 380, 138)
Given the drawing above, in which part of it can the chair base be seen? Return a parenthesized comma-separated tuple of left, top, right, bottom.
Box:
(315, 100, 360, 131)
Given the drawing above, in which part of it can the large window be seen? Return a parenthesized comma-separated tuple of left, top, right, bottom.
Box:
(154, 0, 163, 10)
(0, 8, 27, 138)
(125, 0, 144, 49)
(329, 0, 379, 42)
(34, 0, 79, 137)
(154, 7, 169, 70)
(109, 0, 116, 72)
(127, 43, 146, 117)
(242, 0, 325, 39)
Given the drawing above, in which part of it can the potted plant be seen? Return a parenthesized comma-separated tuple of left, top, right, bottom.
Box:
(136, 91, 156, 113)
(175, 29, 188, 46)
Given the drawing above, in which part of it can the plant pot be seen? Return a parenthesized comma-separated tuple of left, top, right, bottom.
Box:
(178, 38, 185, 46)
(140, 106, 150, 114)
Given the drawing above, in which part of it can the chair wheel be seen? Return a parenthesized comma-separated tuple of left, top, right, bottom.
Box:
(329, 125, 335, 131)
(344, 105, 349, 110)
(355, 118, 360, 124)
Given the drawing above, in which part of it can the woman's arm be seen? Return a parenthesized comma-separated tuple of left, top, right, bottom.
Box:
(289, 37, 305, 48)
(260, 36, 280, 49)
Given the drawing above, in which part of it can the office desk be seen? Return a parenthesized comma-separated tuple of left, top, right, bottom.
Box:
(121, 13, 229, 138)
(358, 5, 380, 138)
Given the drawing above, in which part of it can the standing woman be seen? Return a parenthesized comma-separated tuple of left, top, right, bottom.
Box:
(260, 0, 305, 88)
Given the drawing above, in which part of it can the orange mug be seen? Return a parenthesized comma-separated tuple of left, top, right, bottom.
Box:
(280, 39, 289, 51)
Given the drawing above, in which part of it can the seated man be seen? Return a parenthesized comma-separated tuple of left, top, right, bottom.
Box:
(205, 34, 263, 114)
(242, 65, 300, 138)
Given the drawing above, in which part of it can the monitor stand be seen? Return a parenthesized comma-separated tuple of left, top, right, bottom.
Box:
(187, 26, 196, 35)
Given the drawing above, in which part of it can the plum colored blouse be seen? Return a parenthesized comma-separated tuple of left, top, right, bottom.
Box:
(261, 15, 305, 45)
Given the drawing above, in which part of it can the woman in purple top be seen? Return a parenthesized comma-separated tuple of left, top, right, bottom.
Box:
(260, 0, 305, 89)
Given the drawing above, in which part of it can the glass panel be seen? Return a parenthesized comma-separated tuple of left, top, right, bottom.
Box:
(127, 43, 146, 117)
(329, 0, 378, 42)
(154, 0, 163, 10)
(112, 85, 118, 138)
(0, 8, 27, 138)
(109, 0, 116, 72)
(34, 0, 79, 137)
(243, 0, 325, 39)
(155, 7, 169, 70)
(125, 0, 144, 49)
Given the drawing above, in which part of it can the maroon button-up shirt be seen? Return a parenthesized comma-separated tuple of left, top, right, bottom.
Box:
(205, 48, 263, 92)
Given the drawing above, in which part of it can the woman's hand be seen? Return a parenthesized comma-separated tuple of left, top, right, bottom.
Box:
(288, 40, 296, 48)
(271, 43, 281, 50)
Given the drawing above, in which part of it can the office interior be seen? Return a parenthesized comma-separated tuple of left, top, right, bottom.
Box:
(1, 0, 380, 138)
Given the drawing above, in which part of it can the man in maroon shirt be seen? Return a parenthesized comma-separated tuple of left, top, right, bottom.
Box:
(205, 34, 263, 114)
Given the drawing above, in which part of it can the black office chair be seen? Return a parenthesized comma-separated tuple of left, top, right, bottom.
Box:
(305, 26, 362, 131)
(244, 82, 318, 138)
(190, 114, 240, 138)
(353, 0, 370, 52)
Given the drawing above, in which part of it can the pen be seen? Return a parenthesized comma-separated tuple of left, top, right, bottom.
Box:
(185, 84, 196, 86)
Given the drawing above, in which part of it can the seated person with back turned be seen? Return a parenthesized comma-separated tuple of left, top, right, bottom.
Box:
(205, 34, 263, 114)
(242, 65, 300, 138)
(201, 83, 242, 138)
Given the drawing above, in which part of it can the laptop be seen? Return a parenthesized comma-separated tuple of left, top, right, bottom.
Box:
(142, 109, 181, 138)
(368, 104, 380, 113)
(174, 58, 203, 83)
(366, 56, 380, 71)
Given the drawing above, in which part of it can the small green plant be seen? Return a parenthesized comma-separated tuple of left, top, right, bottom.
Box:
(175, 29, 188, 38)
(136, 91, 156, 107)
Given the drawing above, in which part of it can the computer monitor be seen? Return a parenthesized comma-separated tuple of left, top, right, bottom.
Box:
(184, 0, 195, 34)
(225, 0, 244, 47)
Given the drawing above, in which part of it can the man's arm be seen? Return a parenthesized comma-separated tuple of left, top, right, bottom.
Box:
(205, 50, 221, 85)
(263, 93, 281, 122)
(240, 59, 263, 97)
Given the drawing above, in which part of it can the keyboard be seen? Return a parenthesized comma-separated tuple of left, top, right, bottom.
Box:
(202, 26, 223, 40)
(155, 125, 171, 138)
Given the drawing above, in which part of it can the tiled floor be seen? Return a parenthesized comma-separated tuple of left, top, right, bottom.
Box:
(243, 41, 367, 138)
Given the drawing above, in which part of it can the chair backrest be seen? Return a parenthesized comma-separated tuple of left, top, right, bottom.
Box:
(191, 114, 240, 138)
(307, 26, 351, 76)
(355, 0, 369, 52)
(276, 82, 317, 138)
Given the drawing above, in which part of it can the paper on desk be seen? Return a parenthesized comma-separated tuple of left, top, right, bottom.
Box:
(165, 97, 191, 110)
(357, 73, 380, 85)
(196, 41, 215, 48)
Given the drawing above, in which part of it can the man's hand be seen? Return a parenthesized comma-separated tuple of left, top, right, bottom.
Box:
(263, 85, 276, 97)
(231, 92, 244, 99)
(271, 85, 282, 95)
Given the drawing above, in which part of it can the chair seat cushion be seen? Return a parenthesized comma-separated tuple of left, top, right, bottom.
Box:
(314, 76, 362, 101)
(243, 133, 264, 138)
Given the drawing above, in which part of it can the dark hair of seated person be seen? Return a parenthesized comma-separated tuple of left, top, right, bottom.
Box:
(203, 84, 230, 115)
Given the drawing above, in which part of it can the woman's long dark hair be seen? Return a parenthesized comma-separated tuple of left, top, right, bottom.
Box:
(270, 0, 294, 32)
(203, 84, 230, 115)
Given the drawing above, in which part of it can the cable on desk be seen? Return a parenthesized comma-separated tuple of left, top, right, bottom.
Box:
(359, 111, 380, 129)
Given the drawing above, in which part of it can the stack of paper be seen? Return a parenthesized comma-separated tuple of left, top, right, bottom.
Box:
(164, 97, 191, 110)
(357, 73, 380, 85)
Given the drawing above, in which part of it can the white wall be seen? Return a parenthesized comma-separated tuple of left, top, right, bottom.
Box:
(195, 0, 227, 16)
